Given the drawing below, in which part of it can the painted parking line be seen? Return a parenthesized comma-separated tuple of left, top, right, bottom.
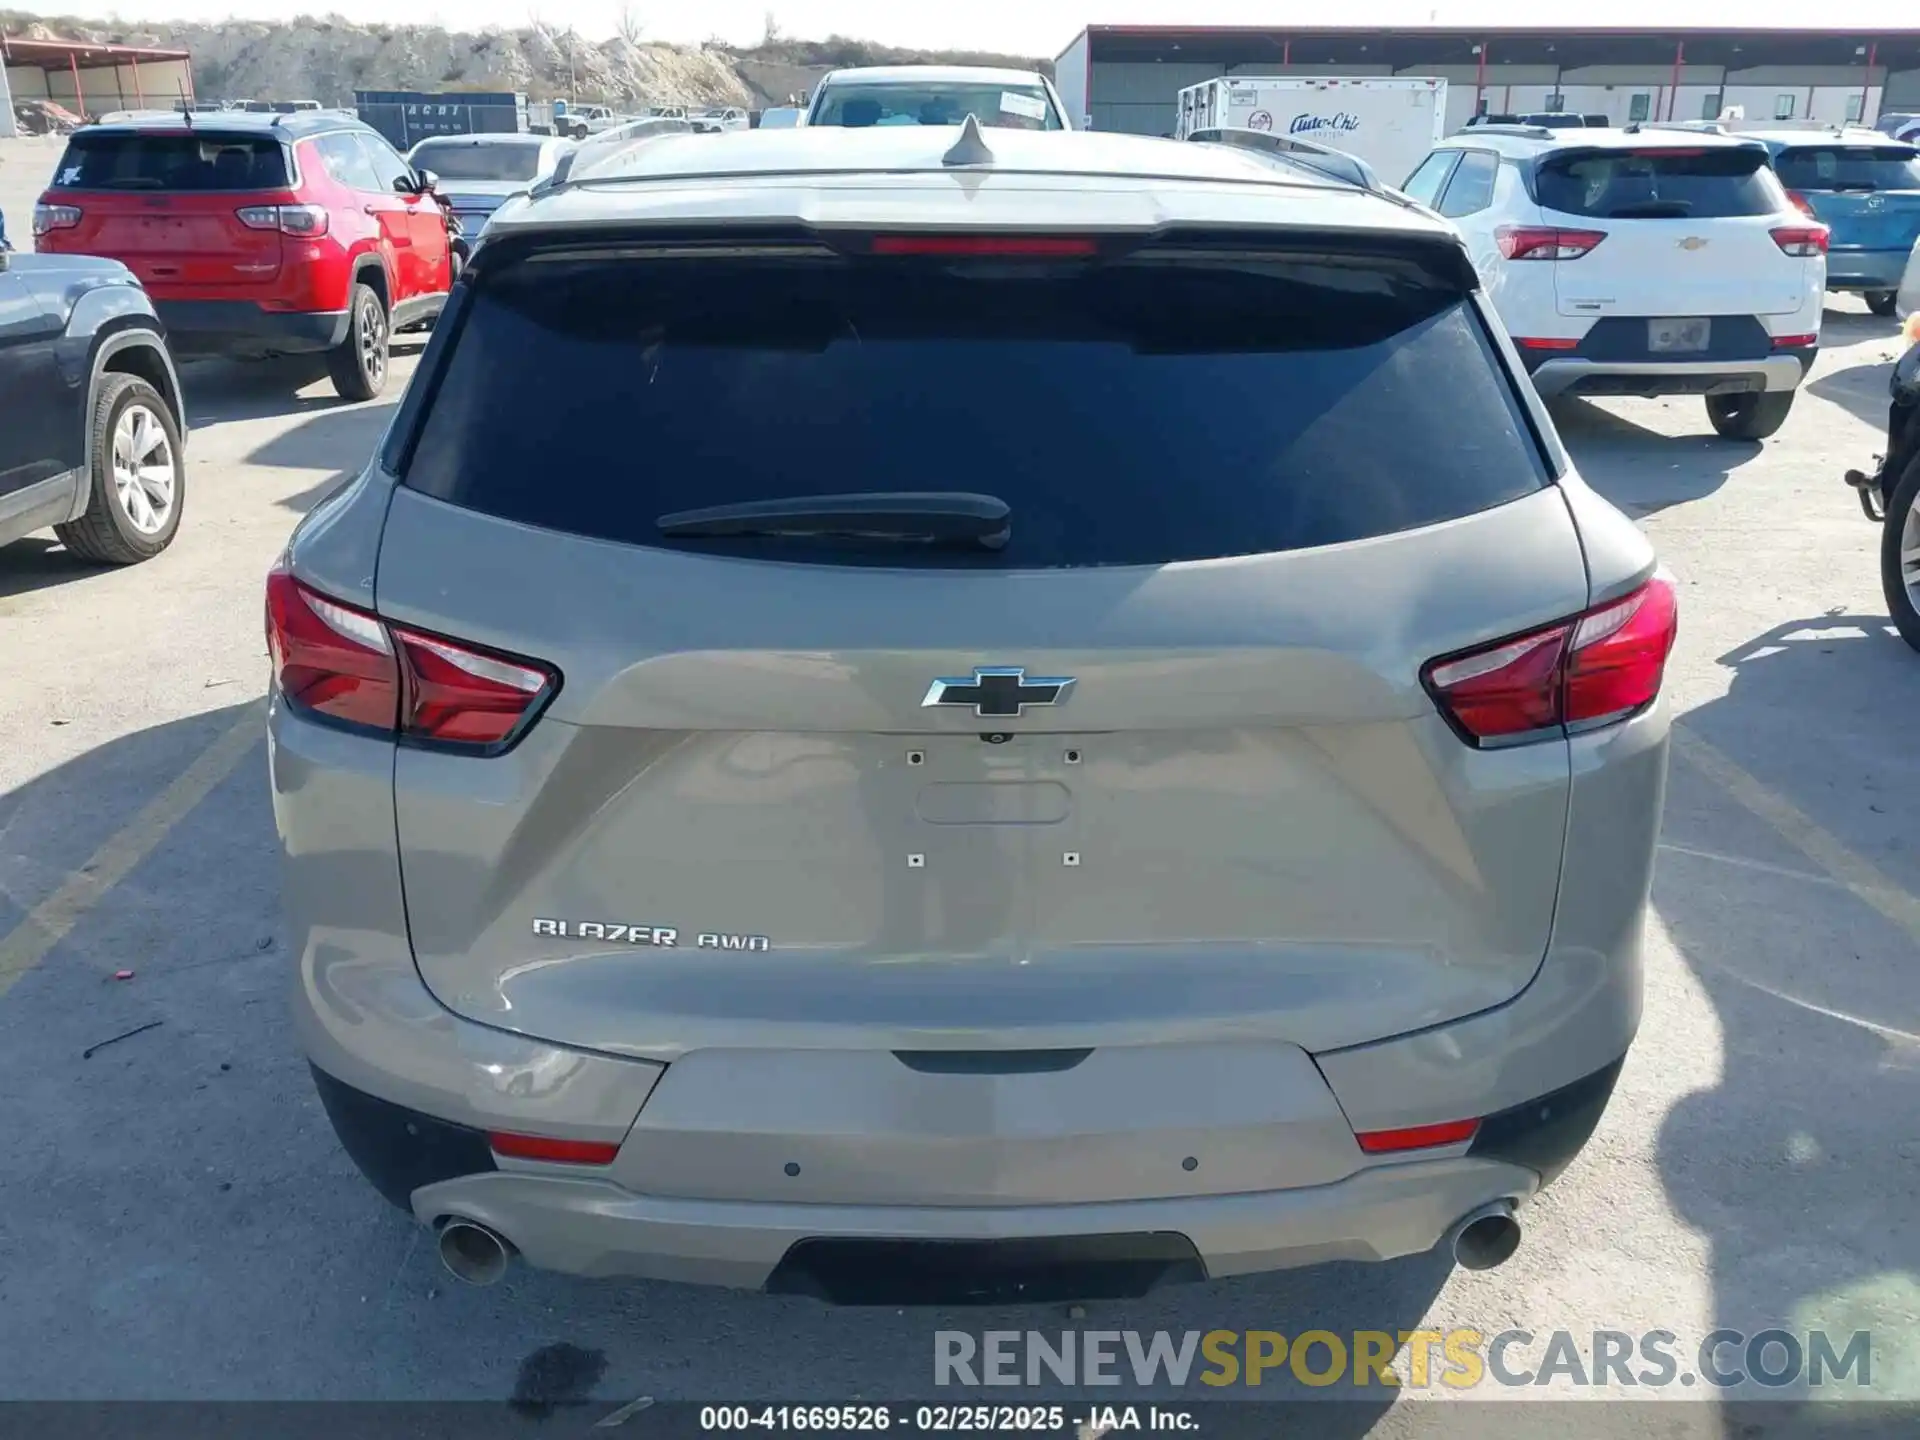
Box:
(1671, 724, 1920, 951)
(0, 701, 266, 1003)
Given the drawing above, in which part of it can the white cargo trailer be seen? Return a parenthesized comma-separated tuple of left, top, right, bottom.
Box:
(1175, 77, 1447, 188)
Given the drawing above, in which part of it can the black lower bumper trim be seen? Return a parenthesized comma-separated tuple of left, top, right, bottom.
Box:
(309, 1065, 496, 1211)
(156, 300, 350, 357)
(1467, 1055, 1626, 1188)
(767, 1234, 1208, 1306)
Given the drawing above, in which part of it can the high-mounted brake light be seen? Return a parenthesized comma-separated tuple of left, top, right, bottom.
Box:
(1770, 225, 1828, 257)
(487, 1131, 622, 1165)
(1356, 1118, 1480, 1154)
(870, 234, 1099, 256)
(1422, 574, 1678, 747)
(265, 565, 558, 750)
(1495, 225, 1606, 261)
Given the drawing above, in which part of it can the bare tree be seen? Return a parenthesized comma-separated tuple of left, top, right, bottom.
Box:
(761, 10, 782, 45)
(614, 2, 643, 46)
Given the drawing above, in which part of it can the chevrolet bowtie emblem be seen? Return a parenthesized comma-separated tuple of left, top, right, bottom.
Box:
(1677, 236, 1710, 251)
(922, 667, 1076, 718)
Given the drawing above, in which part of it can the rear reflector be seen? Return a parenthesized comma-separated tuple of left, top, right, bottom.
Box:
(487, 1131, 622, 1165)
(1495, 225, 1606, 261)
(1771, 333, 1818, 349)
(265, 565, 558, 751)
(1770, 225, 1829, 257)
(871, 234, 1099, 256)
(1515, 336, 1580, 351)
(1422, 573, 1679, 746)
(1356, 1118, 1480, 1154)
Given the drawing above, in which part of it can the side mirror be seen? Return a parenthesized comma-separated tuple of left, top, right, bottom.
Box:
(416, 170, 439, 194)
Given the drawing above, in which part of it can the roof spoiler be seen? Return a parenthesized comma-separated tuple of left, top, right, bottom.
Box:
(1448, 122, 1554, 139)
(532, 118, 694, 196)
(1184, 126, 1392, 197)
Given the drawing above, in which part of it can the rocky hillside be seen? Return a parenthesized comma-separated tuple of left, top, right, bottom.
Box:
(1, 10, 1047, 110)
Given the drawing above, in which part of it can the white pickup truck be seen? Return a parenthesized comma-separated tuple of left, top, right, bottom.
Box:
(555, 104, 624, 139)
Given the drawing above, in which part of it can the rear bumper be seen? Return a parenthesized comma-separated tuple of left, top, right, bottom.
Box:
(1825, 250, 1911, 292)
(1527, 354, 1808, 399)
(156, 300, 349, 357)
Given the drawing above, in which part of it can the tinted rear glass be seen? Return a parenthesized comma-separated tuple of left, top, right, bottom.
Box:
(408, 140, 543, 182)
(1774, 145, 1920, 192)
(403, 247, 1547, 569)
(1537, 147, 1781, 219)
(812, 83, 1061, 131)
(51, 132, 289, 191)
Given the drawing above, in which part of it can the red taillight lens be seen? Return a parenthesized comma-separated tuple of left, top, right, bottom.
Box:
(1785, 190, 1818, 219)
(487, 1131, 621, 1165)
(1770, 225, 1829, 257)
(391, 627, 556, 746)
(1422, 574, 1678, 746)
(236, 203, 330, 236)
(32, 202, 83, 235)
(1515, 336, 1580, 351)
(1356, 1118, 1480, 1154)
(266, 566, 557, 750)
(1495, 225, 1606, 261)
(870, 234, 1099, 256)
(265, 566, 400, 730)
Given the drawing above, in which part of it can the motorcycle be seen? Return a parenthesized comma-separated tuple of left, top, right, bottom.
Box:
(1845, 313, 1920, 652)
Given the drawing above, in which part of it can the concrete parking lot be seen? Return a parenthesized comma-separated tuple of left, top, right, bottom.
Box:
(2, 132, 1918, 1421)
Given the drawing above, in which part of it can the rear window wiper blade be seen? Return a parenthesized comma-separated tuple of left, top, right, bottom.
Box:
(657, 491, 1011, 549)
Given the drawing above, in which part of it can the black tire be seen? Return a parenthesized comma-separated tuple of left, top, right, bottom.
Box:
(1868, 290, 1900, 317)
(1880, 454, 1920, 653)
(54, 373, 185, 565)
(326, 282, 389, 401)
(1705, 390, 1795, 441)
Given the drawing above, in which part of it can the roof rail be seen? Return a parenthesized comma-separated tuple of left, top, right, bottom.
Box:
(531, 118, 694, 195)
(1184, 126, 1389, 196)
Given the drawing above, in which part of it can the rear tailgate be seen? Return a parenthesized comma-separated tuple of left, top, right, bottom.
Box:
(1778, 144, 1920, 261)
(1537, 143, 1808, 317)
(371, 226, 1588, 1062)
(45, 130, 288, 289)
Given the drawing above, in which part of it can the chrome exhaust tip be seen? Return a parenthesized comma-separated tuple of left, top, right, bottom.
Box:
(1450, 1201, 1521, 1271)
(436, 1217, 513, 1287)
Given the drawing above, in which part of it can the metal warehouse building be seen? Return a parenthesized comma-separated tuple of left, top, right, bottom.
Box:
(1053, 25, 1920, 139)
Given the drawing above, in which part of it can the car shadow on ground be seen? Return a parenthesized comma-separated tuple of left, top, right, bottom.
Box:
(244, 399, 402, 514)
(1552, 398, 1749, 517)
(1653, 614, 1920, 1401)
(1808, 359, 1896, 430)
(0, 701, 1448, 1419)
(0, 535, 118, 601)
(179, 341, 428, 428)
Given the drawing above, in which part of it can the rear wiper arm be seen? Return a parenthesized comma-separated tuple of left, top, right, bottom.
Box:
(657, 491, 1011, 549)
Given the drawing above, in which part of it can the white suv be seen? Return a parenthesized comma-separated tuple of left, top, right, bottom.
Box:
(1402, 126, 1827, 440)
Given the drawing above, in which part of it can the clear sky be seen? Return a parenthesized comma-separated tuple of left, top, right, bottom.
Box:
(20, 0, 1920, 59)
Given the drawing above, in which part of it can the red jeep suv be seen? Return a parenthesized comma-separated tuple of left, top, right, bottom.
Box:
(34, 111, 451, 400)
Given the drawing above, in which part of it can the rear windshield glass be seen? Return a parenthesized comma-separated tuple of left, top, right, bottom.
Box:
(1537, 147, 1782, 219)
(50, 132, 289, 191)
(408, 140, 542, 182)
(1774, 145, 1920, 192)
(403, 247, 1547, 569)
(811, 83, 1061, 131)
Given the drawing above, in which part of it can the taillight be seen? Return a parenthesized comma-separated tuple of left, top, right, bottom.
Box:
(33, 202, 82, 235)
(1422, 574, 1678, 747)
(870, 234, 1098, 256)
(1770, 225, 1828, 257)
(1784, 190, 1818, 219)
(265, 566, 399, 730)
(1515, 336, 1580, 351)
(236, 203, 330, 237)
(1494, 225, 1606, 261)
(265, 566, 558, 751)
